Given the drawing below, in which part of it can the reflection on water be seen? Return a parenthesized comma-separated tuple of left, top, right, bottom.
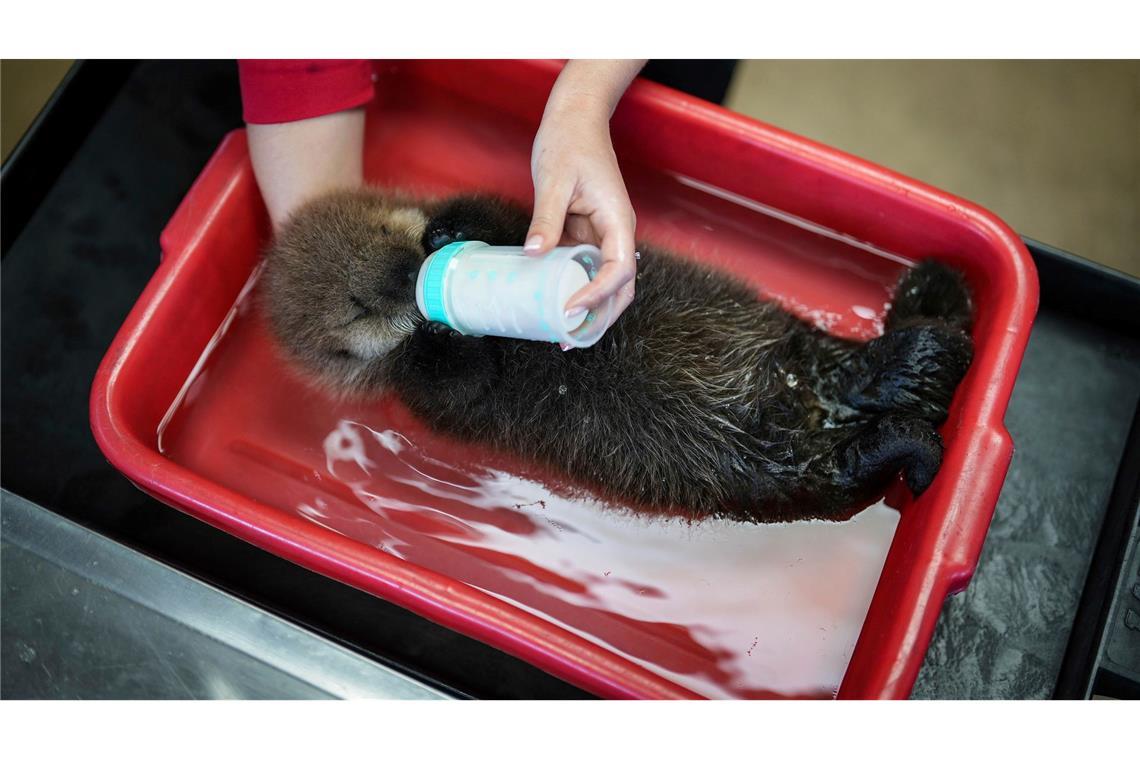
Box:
(312, 417, 899, 699)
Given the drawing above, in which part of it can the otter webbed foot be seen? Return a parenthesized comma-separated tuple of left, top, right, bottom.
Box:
(740, 412, 943, 522)
(839, 324, 972, 425)
(836, 413, 943, 497)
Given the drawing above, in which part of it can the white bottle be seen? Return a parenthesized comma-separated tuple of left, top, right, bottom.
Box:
(415, 241, 614, 348)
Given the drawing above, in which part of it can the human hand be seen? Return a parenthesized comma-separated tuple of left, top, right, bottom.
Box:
(524, 61, 644, 339)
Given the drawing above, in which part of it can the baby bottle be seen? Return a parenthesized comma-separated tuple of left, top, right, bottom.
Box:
(415, 241, 615, 348)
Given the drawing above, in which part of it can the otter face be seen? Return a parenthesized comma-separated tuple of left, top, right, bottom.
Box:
(260, 190, 428, 390)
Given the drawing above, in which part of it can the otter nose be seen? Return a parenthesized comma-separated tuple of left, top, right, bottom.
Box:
(378, 255, 421, 301)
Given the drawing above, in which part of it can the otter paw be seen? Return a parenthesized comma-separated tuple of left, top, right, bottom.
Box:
(422, 196, 531, 253)
(424, 225, 466, 253)
(422, 320, 459, 337)
(417, 321, 481, 353)
(422, 199, 487, 252)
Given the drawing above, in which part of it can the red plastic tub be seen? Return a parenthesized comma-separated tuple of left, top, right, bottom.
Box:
(90, 60, 1037, 699)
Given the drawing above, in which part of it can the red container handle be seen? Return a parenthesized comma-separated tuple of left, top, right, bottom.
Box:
(841, 425, 1014, 698)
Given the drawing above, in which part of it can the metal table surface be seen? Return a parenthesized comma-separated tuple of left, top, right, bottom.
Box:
(2, 490, 446, 699)
(2, 60, 1138, 699)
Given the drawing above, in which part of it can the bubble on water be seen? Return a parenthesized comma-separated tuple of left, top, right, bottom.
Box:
(558, 385, 568, 395)
(785, 373, 799, 388)
(324, 420, 374, 474)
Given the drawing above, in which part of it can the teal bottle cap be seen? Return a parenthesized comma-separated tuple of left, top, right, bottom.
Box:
(419, 242, 467, 325)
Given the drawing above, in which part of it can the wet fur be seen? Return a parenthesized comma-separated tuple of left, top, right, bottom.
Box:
(262, 188, 974, 523)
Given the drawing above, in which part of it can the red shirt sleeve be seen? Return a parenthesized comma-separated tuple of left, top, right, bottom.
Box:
(238, 60, 376, 124)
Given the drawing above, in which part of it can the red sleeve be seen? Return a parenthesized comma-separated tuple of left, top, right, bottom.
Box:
(238, 60, 376, 124)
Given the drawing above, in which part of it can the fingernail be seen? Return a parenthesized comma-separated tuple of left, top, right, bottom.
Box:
(524, 234, 543, 252)
(564, 307, 587, 320)
(560, 343, 573, 352)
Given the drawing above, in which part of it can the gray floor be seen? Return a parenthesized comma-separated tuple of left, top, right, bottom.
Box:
(0, 59, 73, 160)
(726, 60, 1140, 277)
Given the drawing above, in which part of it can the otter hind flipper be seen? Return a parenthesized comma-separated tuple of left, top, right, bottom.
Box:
(828, 261, 974, 425)
(886, 260, 973, 332)
(753, 414, 943, 521)
(839, 323, 973, 424)
(829, 414, 943, 505)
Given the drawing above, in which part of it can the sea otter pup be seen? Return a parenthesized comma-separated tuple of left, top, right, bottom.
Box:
(261, 189, 973, 523)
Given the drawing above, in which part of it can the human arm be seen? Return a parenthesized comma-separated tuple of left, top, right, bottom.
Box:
(247, 110, 365, 229)
(238, 60, 373, 229)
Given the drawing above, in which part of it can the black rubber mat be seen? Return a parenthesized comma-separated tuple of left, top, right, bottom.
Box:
(913, 310, 1140, 698)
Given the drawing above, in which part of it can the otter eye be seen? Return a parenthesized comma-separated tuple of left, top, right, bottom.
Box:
(380, 224, 390, 235)
(333, 349, 356, 361)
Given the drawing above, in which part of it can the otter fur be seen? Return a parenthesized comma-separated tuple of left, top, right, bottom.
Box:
(260, 189, 974, 523)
